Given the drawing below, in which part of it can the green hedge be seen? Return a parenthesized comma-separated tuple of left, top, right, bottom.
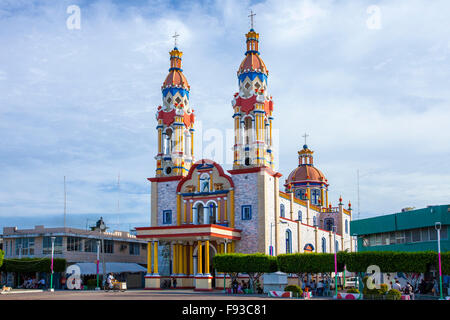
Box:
(278, 253, 344, 274)
(213, 253, 277, 274)
(215, 251, 449, 281)
(0, 258, 67, 273)
(341, 251, 449, 273)
(213, 253, 277, 291)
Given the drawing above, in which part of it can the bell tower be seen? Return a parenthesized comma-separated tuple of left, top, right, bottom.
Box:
(231, 24, 274, 170)
(155, 35, 195, 177)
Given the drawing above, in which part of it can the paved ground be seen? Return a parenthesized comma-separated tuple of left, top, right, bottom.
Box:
(0, 289, 331, 300)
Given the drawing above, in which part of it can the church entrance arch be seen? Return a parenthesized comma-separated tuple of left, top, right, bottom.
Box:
(193, 242, 218, 288)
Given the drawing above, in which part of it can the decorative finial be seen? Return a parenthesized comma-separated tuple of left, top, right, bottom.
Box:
(172, 32, 180, 48)
(248, 10, 256, 30)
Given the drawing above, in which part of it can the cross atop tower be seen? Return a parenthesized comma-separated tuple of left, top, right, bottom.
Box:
(248, 10, 256, 29)
(302, 133, 309, 146)
(172, 32, 180, 48)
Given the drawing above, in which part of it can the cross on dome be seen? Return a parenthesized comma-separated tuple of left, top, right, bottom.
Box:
(302, 132, 309, 147)
(248, 10, 256, 29)
(172, 32, 180, 48)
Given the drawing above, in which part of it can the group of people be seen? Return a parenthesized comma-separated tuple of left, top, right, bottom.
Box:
(230, 279, 263, 294)
(20, 277, 46, 289)
(392, 280, 415, 299)
(302, 279, 330, 297)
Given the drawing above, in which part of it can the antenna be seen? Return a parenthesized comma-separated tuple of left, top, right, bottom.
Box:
(357, 169, 360, 219)
(64, 176, 67, 229)
(117, 172, 120, 230)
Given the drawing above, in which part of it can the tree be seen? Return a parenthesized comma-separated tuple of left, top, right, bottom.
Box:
(213, 253, 277, 291)
(0, 250, 4, 268)
(0, 258, 67, 273)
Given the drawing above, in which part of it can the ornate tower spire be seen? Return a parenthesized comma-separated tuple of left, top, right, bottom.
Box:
(155, 37, 195, 177)
(231, 18, 274, 170)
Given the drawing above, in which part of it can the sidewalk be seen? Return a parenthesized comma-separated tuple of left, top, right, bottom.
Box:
(1, 289, 44, 295)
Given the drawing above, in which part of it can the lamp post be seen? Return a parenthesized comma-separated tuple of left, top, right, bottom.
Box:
(223, 240, 227, 294)
(96, 240, 101, 290)
(98, 218, 107, 288)
(435, 222, 444, 300)
(49, 236, 56, 292)
(333, 226, 338, 297)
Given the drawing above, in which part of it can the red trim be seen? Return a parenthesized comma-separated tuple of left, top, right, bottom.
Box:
(144, 276, 161, 279)
(280, 217, 298, 223)
(194, 288, 213, 291)
(136, 232, 241, 240)
(148, 176, 183, 182)
(228, 166, 282, 178)
(136, 224, 241, 232)
(176, 159, 235, 193)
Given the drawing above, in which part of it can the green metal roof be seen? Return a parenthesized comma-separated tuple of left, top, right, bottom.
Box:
(350, 205, 450, 235)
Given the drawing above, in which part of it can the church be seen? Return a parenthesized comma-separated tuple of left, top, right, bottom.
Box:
(135, 24, 354, 291)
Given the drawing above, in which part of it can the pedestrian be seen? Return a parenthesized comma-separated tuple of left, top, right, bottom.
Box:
(393, 279, 402, 291)
(406, 282, 414, 300)
(232, 279, 238, 294)
(432, 278, 439, 296)
(172, 277, 177, 289)
(317, 280, 324, 296)
(61, 276, 67, 290)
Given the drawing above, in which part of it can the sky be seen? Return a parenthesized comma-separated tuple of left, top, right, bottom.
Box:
(0, 0, 449, 232)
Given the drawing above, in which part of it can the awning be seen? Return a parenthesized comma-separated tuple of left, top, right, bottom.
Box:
(68, 262, 147, 275)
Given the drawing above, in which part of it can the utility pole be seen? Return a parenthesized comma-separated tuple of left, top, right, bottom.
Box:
(64, 176, 67, 229)
(357, 170, 360, 220)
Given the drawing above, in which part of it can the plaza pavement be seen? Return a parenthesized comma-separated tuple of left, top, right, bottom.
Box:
(0, 289, 332, 300)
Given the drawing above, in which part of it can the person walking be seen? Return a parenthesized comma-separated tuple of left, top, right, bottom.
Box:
(172, 277, 177, 289)
(232, 279, 238, 294)
(393, 279, 402, 292)
(406, 282, 414, 300)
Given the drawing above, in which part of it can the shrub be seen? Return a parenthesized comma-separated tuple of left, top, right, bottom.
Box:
(284, 285, 303, 298)
(386, 289, 402, 300)
(380, 284, 389, 294)
(86, 279, 98, 289)
(347, 288, 359, 294)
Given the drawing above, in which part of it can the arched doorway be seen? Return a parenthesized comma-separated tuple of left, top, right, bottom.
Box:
(193, 242, 218, 288)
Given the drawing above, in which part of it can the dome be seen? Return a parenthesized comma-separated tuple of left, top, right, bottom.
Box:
(162, 47, 190, 90)
(284, 144, 329, 188)
(286, 165, 327, 185)
(238, 54, 268, 75)
(163, 70, 189, 89)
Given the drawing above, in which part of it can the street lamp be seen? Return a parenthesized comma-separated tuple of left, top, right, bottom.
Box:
(96, 240, 101, 290)
(223, 239, 228, 294)
(49, 236, 56, 292)
(98, 217, 107, 288)
(435, 222, 444, 300)
(333, 226, 338, 297)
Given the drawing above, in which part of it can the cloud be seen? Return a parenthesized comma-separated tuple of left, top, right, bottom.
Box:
(0, 0, 449, 232)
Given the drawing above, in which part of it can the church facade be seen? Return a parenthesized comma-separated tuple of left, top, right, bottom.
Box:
(136, 27, 354, 291)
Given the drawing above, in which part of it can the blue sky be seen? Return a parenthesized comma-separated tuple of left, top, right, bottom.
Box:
(0, 0, 449, 232)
